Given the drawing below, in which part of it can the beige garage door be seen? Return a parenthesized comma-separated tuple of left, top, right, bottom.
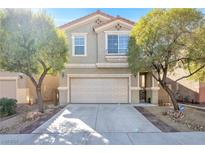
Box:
(0, 80, 16, 99)
(70, 77, 129, 103)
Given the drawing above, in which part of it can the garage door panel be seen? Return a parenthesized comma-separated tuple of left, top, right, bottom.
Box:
(71, 78, 128, 103)
(0, 80, 16, 99)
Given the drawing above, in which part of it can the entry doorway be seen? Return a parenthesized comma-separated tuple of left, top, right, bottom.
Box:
(139, 73, 147, 103)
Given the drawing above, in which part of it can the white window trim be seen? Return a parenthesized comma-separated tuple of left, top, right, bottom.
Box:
(105, 31, 130, 56)
(72, 33, 87, 57)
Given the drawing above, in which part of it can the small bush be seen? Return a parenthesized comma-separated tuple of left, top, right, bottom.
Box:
(0, 98, 17, 117)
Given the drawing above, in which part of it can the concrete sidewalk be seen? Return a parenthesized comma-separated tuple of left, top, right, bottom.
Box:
(0, 132, 205, 145)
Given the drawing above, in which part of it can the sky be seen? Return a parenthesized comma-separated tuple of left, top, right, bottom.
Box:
(38, 8, 152, 26)
(34, 8, 205, 26)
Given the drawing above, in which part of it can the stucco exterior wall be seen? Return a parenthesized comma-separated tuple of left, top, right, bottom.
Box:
(199, 82, 205, 104)
(0, 71, 29, 103)
(131, 90, 139, 103)
(65, 16, 110, 64)
(28, 75, 59, 104)
(58, 88, 68, 105)
(59, 68, 140, 104)
(0, 72, 27, 89)
(166, 68, 199, 103)
(60, 68, 131, 86)
(159, 70, 202, 105)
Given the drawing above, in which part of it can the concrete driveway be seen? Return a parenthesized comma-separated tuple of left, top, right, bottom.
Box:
(29, 104, 161, 144)
(1, 104, 205, 145)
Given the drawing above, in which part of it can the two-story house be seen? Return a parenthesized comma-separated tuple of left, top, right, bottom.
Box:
(1, 10, 205, 106)
(58, 10, 160, 105)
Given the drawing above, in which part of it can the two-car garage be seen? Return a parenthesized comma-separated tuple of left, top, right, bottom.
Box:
(69, 75, 130, 103)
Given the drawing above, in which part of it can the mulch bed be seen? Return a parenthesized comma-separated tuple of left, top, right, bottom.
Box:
(19, 106, 64, 134)
(135, 106, 179, 132)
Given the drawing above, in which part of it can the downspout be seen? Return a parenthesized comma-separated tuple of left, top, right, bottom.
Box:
(94, 27, 98, 64)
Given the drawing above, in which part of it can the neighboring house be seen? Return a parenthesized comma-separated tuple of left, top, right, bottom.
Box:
(0, 71, 59, 104)
(159, 69, 205, 104)
(0, 71, 29, 103)
(58, 10, 160, 105)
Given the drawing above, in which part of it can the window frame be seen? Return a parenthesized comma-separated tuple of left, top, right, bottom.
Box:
(105, 31, 130, 56)
(72, 33, 87, 56)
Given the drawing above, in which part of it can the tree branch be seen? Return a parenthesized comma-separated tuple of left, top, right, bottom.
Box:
(37, 59, 47, 70)
(151, 71, 159, 82)
(151, 62, 162, 82)
(24, 72, 38, 87)
(168, 57, 190, 64)
(175, 64, 205, 82)
(37, 59, 51, 87)
(38, 67, 50, 87)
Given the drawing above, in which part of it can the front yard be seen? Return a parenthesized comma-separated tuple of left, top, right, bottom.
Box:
(0, 103, 62, 134)
(1, 101, 205, 134)
(137, 105, 205, 132)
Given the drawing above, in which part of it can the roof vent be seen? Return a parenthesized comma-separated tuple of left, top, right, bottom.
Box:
(96, 18, 102, 24)
(115, 23, 122, 30)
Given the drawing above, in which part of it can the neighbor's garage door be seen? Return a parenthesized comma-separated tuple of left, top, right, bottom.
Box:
(70, 77, 129, 103)
(0, 80, 16, 99)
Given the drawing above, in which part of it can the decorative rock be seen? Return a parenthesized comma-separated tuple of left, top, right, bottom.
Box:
(25, 112, 43, 121)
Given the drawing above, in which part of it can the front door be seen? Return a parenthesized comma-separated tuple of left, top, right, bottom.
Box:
(139, 89, 146, 103)
(139, 73, 147, 103)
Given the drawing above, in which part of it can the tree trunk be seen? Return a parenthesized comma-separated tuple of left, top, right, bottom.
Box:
(24, 61, 50, 113)
(36, 86, 44, 113)
(162, 84, 180, 111)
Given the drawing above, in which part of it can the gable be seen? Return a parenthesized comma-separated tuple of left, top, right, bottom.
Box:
(94, 18, 135, 32)
(59, 10, 114, 31)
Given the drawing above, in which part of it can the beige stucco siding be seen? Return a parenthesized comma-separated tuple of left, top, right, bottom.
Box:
(0, 80, 16, 99)
(58, 88, 68, 105)
(64, 16, 133, 65)
(0, 72, 28, 89)
(131, 90, 139, 103)
(131, 75, 138, 87)
(60, 68, 131, 86)
(65, 16, 110, 64)
(0, 72, 29, 103)
(28, 75, 59, 103)
(59, 68, 141, 104)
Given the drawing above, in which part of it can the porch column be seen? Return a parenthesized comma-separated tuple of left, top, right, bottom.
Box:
(137, 72, 140, 87)
(130, 72, 140, 103)
(58, 87, 68, 106)
(151, 74, 160, 105)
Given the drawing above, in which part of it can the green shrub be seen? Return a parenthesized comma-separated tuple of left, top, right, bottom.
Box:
(0, 98, 17, 117)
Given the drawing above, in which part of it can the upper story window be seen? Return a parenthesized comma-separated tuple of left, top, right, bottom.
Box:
(72, 33, 87, 56)
(106, 32, 129, 55)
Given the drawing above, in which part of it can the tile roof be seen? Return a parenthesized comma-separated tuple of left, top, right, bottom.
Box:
(94, 15, 135, 30)
(59, 10, 114, 29)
